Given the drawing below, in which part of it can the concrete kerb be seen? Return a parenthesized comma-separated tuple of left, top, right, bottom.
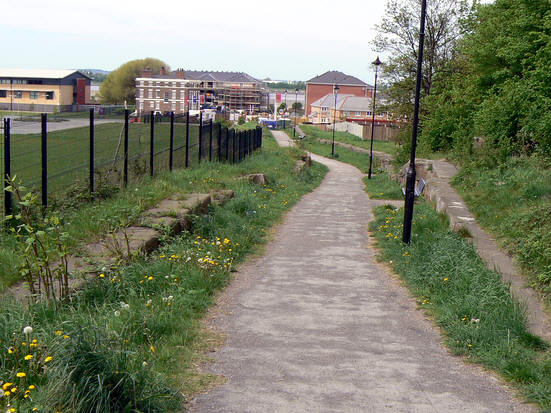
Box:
(6, 190, 235, 301)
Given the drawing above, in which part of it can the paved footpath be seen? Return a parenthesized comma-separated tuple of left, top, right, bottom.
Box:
(191, 130, 532, 412)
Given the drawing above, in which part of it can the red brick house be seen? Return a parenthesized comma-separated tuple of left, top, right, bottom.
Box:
(305, 71, 373, 116)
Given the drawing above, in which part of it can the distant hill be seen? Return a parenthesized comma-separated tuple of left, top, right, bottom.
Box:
(80, 69, 110, 82)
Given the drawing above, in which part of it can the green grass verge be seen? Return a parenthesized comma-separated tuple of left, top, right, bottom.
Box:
(299, 124, 398, 154)
(0, 134, 328, 412)
(452, 156, 551, 299)
(370, 202, 551, 409)
(363, 172, 403, 200)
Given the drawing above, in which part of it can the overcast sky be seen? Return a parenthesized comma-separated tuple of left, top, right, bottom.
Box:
(3, 0, 389, 82)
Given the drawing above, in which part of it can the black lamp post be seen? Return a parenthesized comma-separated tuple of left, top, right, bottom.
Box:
(331, 84, 340, 156)
(403, 0, 427, 244)
(283, 90, 287, 130)
(293, 87, 298, 138)
(368, 56, 382, 180)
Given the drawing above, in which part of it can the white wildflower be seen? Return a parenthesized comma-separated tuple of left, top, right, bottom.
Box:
(23, 326, 33, 335)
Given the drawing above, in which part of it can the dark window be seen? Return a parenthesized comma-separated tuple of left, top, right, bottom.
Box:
(164, 91, 169, 102)
(30, 91, 39, 99)
(28, 79, 43, 85)
(0, 90, 6, 98)
(46, 91, 54, 100)
(14, 91, 22, 99)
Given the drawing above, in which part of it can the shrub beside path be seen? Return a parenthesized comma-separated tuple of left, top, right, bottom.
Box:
(191, 130, 532, 412)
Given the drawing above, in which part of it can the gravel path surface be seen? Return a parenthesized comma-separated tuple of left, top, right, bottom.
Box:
(190, 130, 533, 412)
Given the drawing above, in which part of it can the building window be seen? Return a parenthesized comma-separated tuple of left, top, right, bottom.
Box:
(156, 89, 160, 99)
(172, 102, 176, 111)
(149, 100, 154, 108)
(321, 106, 327, 112)
(0, 90, 6, 98)
(46, 91, 54, 100)
(0, 80, 9, 84)
(172, 90, 176, 100)
(139, 89, 143, 98)
(28, 80, 42, 85)
(155, 101, 160, 110)
(13, 80, 26, 84)
(30, 91, 39, 99)
(148, 89, 152, 98)
(164, 91, 169, 102)
(140, 101, 144, 111)
(14, 91, 22, 99)
(181, 90, 186, 100)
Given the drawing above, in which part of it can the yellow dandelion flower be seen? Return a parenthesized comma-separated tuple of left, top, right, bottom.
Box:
(443, 277, 449, 282)
(150, 345, 155, 353)
(55, 330, 62, 336)
(4, 390, 11, 396)
(44, 356, 53, 363)
(24, 354, 33, 361)
(16, 372, 26, 377)
(28, 385, 36, 390)
(8, 347, 13, 354)
(3, 382, 13, 390)
(99, 273, 105, 278)
(11, 387, 17, 392)
(63, 335, 70, 339)
(148, 276, 153, 281)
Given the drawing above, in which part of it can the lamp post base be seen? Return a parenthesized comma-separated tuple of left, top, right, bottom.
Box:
(402, 165, 416, 243)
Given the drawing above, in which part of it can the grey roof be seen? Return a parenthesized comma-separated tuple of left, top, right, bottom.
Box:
(311, 94, 372, 112)
(0, 68, 91, 80)
(307, 70, 370, 87)
(150, 70, 261, 83)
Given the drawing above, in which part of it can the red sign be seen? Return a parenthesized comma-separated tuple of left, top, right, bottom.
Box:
(276, 93, 281, 103)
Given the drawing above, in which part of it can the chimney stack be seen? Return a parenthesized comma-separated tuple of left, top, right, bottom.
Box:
(175, 68, 186, 79)
(141, 67, 152, 78)
(160, 66, 166, 76)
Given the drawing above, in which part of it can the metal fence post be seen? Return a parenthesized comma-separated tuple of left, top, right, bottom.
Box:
(224, 127, 229, 161)
(169, 111, 174, 171)
(208, 119, 212, 161)
(41, 113, 48, 208)
(124, 109, 129, 186)
(185, 111, 190, 168)
(4, 118, 11, 216)
(150, 110, 155, 177)
(217, 122, 222, 161)
(199, 112, 203, 163)
(89, 109, 94, 194)
(232, 130, 237, 163)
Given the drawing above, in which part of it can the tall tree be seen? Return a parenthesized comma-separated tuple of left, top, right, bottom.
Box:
(99, 58, 169, 104)
(373, 0, 477, 116)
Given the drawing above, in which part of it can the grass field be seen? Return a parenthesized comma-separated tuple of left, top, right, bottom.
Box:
(0, 121, 235, 217)
(299, 124, 398, 154)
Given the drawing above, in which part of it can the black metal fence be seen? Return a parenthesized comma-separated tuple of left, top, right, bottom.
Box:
(1, 110, 263, 217)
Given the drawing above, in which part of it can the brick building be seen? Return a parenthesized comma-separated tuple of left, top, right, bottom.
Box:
(135, 67, 266, 115)
(305, 71, 372, 116)
(0, 69, 91, 113)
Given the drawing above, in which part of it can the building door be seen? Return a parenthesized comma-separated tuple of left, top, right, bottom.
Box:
(76, 78, 86, 105)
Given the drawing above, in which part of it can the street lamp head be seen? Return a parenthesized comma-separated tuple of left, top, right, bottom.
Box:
(295, 88, 298, 93)
(372, 56, 382, 67)
(334, 84, 340, 93)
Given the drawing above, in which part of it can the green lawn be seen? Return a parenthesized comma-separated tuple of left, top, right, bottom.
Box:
(299, 124, 398, 154)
